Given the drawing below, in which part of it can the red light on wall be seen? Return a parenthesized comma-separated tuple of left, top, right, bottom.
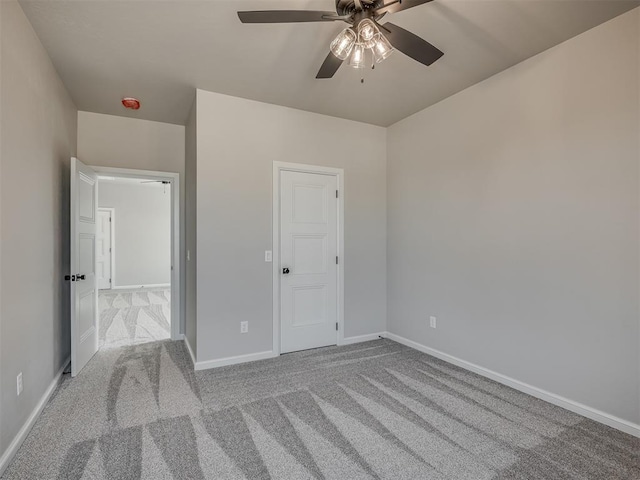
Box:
(121, 97, 141, 110)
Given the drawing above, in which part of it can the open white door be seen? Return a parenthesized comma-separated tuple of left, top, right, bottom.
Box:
(70, 157, 99, 376)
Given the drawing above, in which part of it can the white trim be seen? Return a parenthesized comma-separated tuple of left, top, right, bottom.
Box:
(97, 207, 115, 289)
(341, 332, 386, 345)
(190, 332, 382, 372)
(111, 283, 171, 290)
(272, 161, 345, 356)
(92, 166, 181, 341)
(0, 358, 70, 477)
(192, 331, 384, 372)
(184, 336, 196, 367)
(383, 332, 640, 438)
(193, 351, 278, 371)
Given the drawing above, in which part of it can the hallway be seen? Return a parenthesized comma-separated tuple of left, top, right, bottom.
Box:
(99, 288, 171, 349)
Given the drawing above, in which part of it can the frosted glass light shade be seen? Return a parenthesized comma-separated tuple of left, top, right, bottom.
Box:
(330, 28, 357, 60)
(372, 33, 394, 63)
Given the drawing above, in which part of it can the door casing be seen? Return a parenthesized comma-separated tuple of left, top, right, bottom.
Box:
(272, 162, 345, 355)
(97, 208, 115, 290)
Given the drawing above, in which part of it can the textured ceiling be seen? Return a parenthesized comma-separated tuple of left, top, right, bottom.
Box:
(19, 0, 640, 126)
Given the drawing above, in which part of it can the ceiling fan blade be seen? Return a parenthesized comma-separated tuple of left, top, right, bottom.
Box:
(316, 52, 344, 79)
(382, 22, 443, 66)
(238, 10, 341, 23)
(375, 0, 434, 15)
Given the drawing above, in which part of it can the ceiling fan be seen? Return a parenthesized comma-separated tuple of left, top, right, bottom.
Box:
(237, 0, 443, 79)
(141, 179, 170, 193)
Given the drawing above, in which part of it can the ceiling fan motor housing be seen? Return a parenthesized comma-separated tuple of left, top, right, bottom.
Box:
(336, 0, 384, 16)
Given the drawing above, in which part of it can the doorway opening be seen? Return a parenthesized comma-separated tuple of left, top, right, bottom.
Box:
(96, 174, 174, 349)
(70, 160, 181, 376)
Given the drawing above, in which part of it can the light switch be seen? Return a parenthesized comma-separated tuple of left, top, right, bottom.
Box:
(265, 250, 272, 262)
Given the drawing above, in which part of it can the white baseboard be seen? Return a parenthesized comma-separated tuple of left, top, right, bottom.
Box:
(189, 332, 385, 372)
(0, 357, 70, 477)
(383, 332, 640, 438)
(340, 332, 386, 346)
(184, 336, 196, 367)
(111, 283, 170, 290)
(194, 350, 278, 371)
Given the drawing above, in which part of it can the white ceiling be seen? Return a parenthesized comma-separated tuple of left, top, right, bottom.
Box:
(20, 0, 639, 126)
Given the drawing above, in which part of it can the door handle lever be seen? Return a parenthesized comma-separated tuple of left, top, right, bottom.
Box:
(282, 267, 290, 275)
(77, 274, 86, 280)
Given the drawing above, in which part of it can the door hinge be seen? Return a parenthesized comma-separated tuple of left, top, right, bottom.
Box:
(109, 278, 112, 283)
(336, 322, 339, 331)
(336, 190, 339, 198)
(336, 256, 339, 265)
(109, 217, 111, 222)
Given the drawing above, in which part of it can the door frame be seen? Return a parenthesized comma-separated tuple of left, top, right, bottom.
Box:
(97, 207, 115, 290)
(272, 161, 345, 355)
(92, 166, 181, 341)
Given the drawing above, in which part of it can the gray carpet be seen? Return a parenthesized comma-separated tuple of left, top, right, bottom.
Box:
(99, 288, 171, 349)
(2, 339, 638, 479)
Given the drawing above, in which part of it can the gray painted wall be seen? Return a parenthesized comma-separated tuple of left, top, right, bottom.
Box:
(0, 0, 4, 459)
(0, 0, 77, 458)
(195, 90, 387, 362)
(77, 112, 185, 330)
(185, 100, 197, 356)
(387, 9, 640, 424)
(98, 181, 171, 287)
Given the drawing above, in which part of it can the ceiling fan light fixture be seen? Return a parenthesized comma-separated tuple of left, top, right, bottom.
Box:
(237, 0, 444, 80)
(348, 44, 366, 69)
(330, 27, 357, 60)
(357, 19, 378, 49)
(372, 33, 394, 63)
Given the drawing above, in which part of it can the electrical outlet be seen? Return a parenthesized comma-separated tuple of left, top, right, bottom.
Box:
(429, 316, 437, 329)
(240, 321, 248, 334)
(265, 250, 272, 262)
(17, 372, 23, 396)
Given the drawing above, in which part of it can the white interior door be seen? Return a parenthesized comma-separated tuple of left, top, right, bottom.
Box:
(97, 209, 112, 290)
(71, 157, 99, 376)
(280, 170, 338, 353)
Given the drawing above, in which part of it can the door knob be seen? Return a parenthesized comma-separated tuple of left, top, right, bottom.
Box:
(77, 274, 86, 280)
(282, 267, 290, 275)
